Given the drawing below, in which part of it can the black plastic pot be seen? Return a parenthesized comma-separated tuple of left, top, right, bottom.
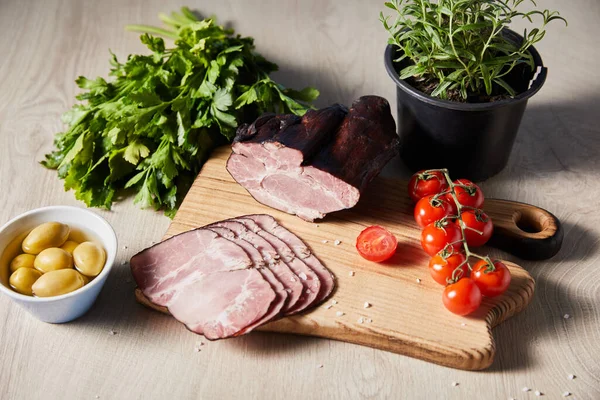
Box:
(384, 29, 546, 181)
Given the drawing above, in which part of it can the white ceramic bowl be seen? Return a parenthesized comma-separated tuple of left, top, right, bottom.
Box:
(0, 206, 117, 323)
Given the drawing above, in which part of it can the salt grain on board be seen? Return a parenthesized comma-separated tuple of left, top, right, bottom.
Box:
(562, 392, 571, 397)
(451, 382, 459, 387)
(564, 314, 570, 319)
(349, 271, 355, 277)
(336, 311, 345, 317)
(535, 390, 543, 396)
(109, 330, 116, 336)
(416, 278, 421, 283)
(317, 364, 323, 369)
(358, 317, 364, 324)
(332, 300, 338, 305)
(364, 302, 371, 309)
(322, 240, 328, 244)
(334, 240, 341, 246)
(325, 304, 333, 310)
(568, 374, 576, 380)
(523, 387, 531, 392)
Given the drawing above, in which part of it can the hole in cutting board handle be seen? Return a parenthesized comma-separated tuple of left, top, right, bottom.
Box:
(513, 209, 551, 235)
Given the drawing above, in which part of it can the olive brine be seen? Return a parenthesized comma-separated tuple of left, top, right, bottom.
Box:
(8, 222, 106, 297)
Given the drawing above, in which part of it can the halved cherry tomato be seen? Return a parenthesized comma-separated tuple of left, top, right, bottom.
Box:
(442, 278, 482, 315)
(471, 259, 511, 297)
(420, 221, 463, 256)
(408, 170, 448, 203)
(356, 226, 398, 262)
(428, 251, 468, 285)
(458, 209, 493, 247)
(453, 179, 484, 209)
(414, 195, 453, 228)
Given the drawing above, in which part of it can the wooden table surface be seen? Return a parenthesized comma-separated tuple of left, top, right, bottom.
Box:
(0, 0, 598, 399)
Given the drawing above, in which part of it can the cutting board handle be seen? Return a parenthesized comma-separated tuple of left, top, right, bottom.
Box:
(486, 199, 563, 260)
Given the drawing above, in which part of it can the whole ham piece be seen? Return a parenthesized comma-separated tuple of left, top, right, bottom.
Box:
(226, 96, 400, 221)
(130, 215, 335, 340)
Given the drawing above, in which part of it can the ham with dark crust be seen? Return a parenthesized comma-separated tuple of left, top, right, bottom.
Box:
(227, 96, 399, 221)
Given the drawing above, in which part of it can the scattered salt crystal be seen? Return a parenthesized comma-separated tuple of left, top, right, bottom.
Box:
(416, 278, 421, 283)
(325, 304, 333, 309)
(334, 240, 341, 246)
(332, 300, 338, 305)
(95, 396, 100, 399)
(121, 260, 127, 266)
(535, 390, 543, 396)
(562, 392, 571, 397)
(322, 240, 328, 244)
(123, 245, 128, 250)
(317, 364, 323, 368)
(194, 347, 201, 353)
(564, 314, 570, 319)
(523, 387, 531, 392)
(349, 271, 355, 277)
(461, 323, 467, 327)
(358, 317, 364, 324)
(568, 374, 576, 380)
(364, 302, 371, 309)
(336, 311, 345, 317)
(109, 330, 117, 336)
(298, 272, 308, 281)
(451, 382, 459, 387)
(366, 318, 372, 323)
(290, 277, 296, 282)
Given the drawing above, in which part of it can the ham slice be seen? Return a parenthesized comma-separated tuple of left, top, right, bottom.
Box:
(227, 96, 399, 221)
(130, 228, 276, 339)
(207, 226, 287, 332)
(233, 217, 321, 314)
(209, 220, 303, 313)
(243, 214, 335, 304)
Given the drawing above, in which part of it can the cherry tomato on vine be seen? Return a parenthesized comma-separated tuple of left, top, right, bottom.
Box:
(356, 226, 398, 262)
(420, 221, 463, 256)
(441, 194, 459, 217)
(453, 179, 484, 209)
(471, 259, 511, 297)
(442, 278, 482, 315)
(408, 170, 449, 203)
(428, 251, 468, 286)
(459, 209, 494, 247)
(414, 195, 453, 228)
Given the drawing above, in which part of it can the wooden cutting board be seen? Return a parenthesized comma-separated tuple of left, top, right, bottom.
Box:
(135, 146, 562, 370)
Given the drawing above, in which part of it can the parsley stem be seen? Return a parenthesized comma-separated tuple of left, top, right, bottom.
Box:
(125, 25, 177, 40)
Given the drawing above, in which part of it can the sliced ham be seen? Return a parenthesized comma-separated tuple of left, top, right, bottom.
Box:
(209, 220, 304, 314)
(234, 217, 321, 314)
(130, 228, 276, 339)
(131, 215, 336, 340)
(227, 96, 399, 221)
(243, 214, 335, 304)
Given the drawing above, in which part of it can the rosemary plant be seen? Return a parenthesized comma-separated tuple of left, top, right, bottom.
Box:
(381, 0, 566, 101)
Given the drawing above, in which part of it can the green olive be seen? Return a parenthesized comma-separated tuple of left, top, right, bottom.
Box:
(9, 268, 43, 296)
(31, 269, 86, 297)
(60, 240, 80, 255)
(9, 254, 36, 273)
(22, 222, 70, 255)
(73, 242, 106, 277)
(34, 248, 73, 273)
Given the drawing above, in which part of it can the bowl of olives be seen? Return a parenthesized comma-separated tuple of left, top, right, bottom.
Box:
(0, 206, 117, 323)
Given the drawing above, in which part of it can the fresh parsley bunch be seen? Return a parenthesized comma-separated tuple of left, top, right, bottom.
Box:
(42, 8, 319, 217)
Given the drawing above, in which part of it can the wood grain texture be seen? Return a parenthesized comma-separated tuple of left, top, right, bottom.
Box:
(134, 147, 537, 371)
(0, 0, 598, 399)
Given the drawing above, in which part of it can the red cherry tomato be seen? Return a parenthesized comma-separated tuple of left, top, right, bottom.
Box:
(414, 195, 453, 228)
(408, 170, 449, 203)
(442, 278, 482, 315)
(441, 194, 459, 217)
(471, 260, 511, 297)
(459, 210, 493, 247)
(356, 226, 398, 262)
(420, 221, 463, 256)
(453, 179, 484, 209)
(428, 251, 468, 285)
